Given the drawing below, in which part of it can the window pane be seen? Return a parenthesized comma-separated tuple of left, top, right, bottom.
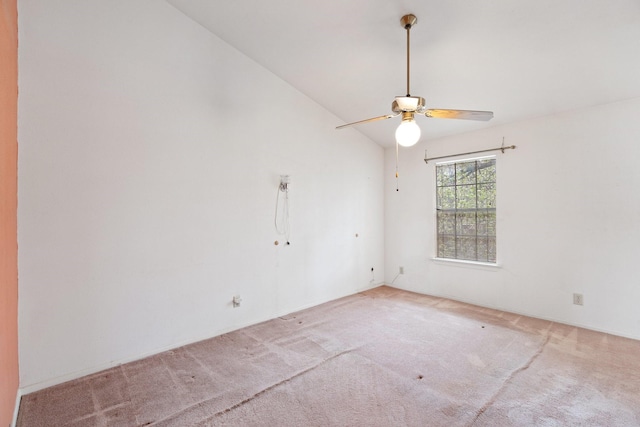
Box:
(456, 236, 477, 261)
(477, 183, 496, 209)
(477, 159, 496, 183)
(456, 162, 476, 185)
(456, 212, 476, 236)
(488, 237, 496, 263)
(486, 212, 496, 236)
(437, 164, 455, 186)
(477, 237, 488, 261)
(437, 186, 456, 209)
(437, 211, 455, 235)
(438, 236, 456, 258)
(456, 185, 476, 209)
(477, 210, 495, 236)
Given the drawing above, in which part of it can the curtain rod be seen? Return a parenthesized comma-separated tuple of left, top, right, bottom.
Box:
(423, 140, 516, 164)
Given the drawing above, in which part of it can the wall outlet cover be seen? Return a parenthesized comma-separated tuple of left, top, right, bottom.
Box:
(573, 293, 584, 306)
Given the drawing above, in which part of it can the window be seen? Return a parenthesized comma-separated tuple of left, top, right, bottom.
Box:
(436, 157, 496, 263)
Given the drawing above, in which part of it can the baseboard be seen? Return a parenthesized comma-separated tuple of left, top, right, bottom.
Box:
(386, 284, 640, 342)
(11, 388, 22, 427)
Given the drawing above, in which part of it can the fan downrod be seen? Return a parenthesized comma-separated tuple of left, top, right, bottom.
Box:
(400, 14, 417, 96)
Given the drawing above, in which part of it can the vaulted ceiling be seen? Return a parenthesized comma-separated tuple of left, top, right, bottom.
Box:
(166, 0, 640, 147)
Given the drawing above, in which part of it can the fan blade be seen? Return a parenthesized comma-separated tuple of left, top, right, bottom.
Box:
(336, 113, 399, 129)
(424, 109, 494, 121)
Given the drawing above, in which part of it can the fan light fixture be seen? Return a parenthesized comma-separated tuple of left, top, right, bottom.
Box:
(395, 113, 420, 147)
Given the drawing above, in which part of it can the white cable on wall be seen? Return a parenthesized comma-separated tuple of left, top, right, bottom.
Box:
(274, 175, 291, 244)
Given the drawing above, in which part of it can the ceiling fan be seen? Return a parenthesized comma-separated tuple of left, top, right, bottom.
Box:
(336, 14, 493, 147)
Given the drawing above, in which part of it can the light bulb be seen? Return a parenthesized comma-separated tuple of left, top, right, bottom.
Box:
(395, 119, 421, 147)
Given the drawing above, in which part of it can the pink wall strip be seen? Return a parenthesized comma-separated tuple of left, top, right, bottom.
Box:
(0, 0, 19, 425)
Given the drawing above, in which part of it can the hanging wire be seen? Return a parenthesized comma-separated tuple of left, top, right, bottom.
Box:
(274, 182, 290, 243)
(395, 140, 400, 191)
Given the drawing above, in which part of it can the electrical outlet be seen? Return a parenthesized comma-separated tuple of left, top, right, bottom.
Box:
(232, 295, 242, 308)
(573, 293, 584, 306)
(399, 266, 404, 274)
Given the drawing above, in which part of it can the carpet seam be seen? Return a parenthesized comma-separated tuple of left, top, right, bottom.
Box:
(470, 327, 553, 425)
(148, 347, 358, 426)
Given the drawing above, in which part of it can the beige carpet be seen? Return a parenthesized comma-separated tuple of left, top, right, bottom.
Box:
(17, 286, 640, 426)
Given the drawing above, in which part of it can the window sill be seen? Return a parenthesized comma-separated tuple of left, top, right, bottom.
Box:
(431, 257, 501, 270)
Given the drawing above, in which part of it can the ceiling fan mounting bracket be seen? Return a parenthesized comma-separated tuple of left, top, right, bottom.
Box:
(400, 14, 417, 29)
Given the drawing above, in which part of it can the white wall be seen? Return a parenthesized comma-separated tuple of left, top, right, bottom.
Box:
(385, 97, 640, 340)
(18, 1, 384, 391)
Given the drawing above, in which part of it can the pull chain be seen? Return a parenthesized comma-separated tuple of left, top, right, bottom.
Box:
(395, 140, 400, 191)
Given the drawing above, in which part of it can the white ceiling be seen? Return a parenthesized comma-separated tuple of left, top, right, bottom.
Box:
(166, 0, 640, 148)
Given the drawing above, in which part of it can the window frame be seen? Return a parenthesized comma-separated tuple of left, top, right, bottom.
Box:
(434, 155, 497, 265)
